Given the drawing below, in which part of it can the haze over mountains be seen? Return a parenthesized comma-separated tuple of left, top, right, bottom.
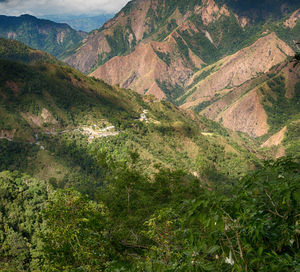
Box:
(42, 13, 114, 32)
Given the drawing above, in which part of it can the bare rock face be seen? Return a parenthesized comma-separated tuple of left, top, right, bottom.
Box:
(65, 0, 156, 73)
(84, 0, 247, 98)
(91, 42, 168, 98)
(198, 62, 300, 137)
(194, 0, 233, 26)
(65, 31, 112, 74)
(179, 33, 297, 137)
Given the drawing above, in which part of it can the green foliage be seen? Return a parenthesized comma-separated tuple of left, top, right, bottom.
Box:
(261, 75, 300, 133)
(192, 66, 215, 86)
(0, 51, 260, 195)
(221, 0, 298, 19)
(96, 23, 136, 68)
(4, 157, 296, 272)
(0, 171, 48, 271)
(0, 37, 287, 272)
(173, 35, 193, 64)
(0, 140, 38, 172)
(154, 49, 171, 66)
(41, 190, 111, 272)
(135, 157, 300, 271)
(0, 38, 57, 64)
(284, 121, 300, 157)
(156, 80, 186, 102)
(270, 18, 300, 51)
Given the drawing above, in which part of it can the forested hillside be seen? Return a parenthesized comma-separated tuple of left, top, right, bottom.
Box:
(0, 14, 86, 58)
(1, 154, 299, 271)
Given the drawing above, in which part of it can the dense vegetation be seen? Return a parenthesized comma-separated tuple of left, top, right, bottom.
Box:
(0, 38, 58, 65)
(0, 157, 299, 271)
(260, 74, 300, 134)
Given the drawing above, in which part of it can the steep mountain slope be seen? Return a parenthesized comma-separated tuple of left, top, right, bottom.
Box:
(90, 37, 204, 99)
(204, 62, 300, 135)
(0, 14, 86, 58)
(180, 32, 294, 109)
(0, 38, 264, 191)
(65, 0, 299, 77)
(189, 59, 300, 157)
(66, 0, 259, 73)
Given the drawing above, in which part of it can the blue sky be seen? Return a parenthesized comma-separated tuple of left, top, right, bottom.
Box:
(0, 0, 130, 16)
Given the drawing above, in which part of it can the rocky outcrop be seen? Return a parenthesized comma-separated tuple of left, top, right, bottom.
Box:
(194, 0, 233, 26)
(262, 126, 287, 147)
(65, 0, 155, 73)
(284, 8, 300, 28)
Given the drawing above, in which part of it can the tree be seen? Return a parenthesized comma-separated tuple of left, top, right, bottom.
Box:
(41, 189, 112, 272)
(0, 171, 48, 271)
(291, 42, 300, 67)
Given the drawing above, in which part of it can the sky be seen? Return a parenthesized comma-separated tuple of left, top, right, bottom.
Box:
(0, 0, 130, 16)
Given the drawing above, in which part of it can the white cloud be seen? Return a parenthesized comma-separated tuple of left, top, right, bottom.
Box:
(0, 0, 130, 16)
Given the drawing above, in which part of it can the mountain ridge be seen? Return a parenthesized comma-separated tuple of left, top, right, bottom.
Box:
(0, 14, 86, 58)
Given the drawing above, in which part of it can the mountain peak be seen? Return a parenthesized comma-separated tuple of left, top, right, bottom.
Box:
(19, 14, 36, 18)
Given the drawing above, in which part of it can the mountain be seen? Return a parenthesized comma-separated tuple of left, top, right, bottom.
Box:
(0, 14, 86, 58)
(65, 0, 299, 74)
(42, 14, 114, 32)
(0, 38, 264, 191)
(65, 0, 300, 142)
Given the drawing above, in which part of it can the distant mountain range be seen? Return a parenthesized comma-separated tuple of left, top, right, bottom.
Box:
(0, 14, 86, 58)
(42, 14, 114, 32)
